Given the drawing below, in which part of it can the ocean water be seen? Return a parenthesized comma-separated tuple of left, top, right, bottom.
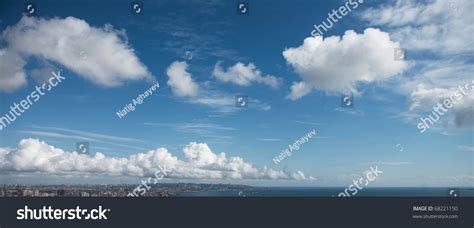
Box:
(176, 187, 474, 197)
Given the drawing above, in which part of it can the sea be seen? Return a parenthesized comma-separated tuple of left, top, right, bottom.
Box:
(176, 187, 474, 197)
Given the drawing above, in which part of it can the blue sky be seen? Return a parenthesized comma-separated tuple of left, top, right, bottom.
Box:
(0, 0, 472, 186)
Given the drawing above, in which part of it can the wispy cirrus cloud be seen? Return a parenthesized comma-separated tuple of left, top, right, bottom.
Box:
(144, 122, 234, 135)
(28, 126, 147, 143)
(457, 145, 474, 152)
(334, 107, 365, 116)
(256, 138, 282, 142)
(360, 0, 474, 131)
(18, 126, 148, 151)
(147, 1, 241, 61)
(292, 120, 322, 125)
(190, 90, 271, 113)
(370, 161, 413, 166)
(361, 0, 474, 54)
(144, 122, 235, 144)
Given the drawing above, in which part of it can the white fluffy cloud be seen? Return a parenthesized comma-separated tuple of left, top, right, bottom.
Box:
(283, 28, 408, 99)
(212, 61, 282, 89)
(409, 82, 473, 128)
(361, 0, 474, 54)
(164, 62, 272, 113)
(0, 49, 27, 92)
(0, 16, 153, 92)
(388, 52, 474, 129)
(360, 0, 474, 130)
(166, 61, 199, 97)
(0, 139, 312, 181)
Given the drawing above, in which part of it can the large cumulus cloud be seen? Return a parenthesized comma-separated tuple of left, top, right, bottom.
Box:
(283, 28, 408, 99)
(0, 16, 153, 92)
(0, 139, 313, 181)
